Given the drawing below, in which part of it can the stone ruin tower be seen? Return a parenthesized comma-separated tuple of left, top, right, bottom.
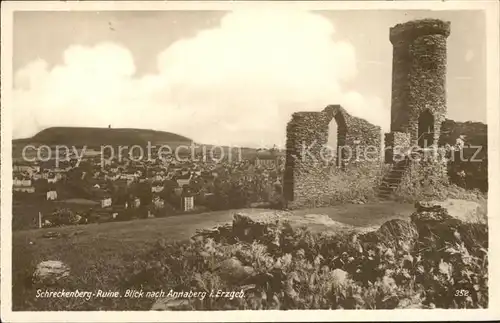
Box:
(282, 18, 453, 206)
(380, 18, 451, 197)
(386, 18, 450, 157)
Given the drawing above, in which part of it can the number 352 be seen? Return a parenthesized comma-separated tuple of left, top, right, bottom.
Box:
(455, 289, 470, 297)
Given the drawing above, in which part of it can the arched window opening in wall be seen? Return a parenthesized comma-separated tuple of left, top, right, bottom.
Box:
(418, 109, 435, 148)
(326, 119, 338, 165)
(327, 112, 348, 167)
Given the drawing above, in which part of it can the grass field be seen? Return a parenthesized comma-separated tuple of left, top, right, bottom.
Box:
(12, 200, 57, 231)
(12, 202, 414, 310)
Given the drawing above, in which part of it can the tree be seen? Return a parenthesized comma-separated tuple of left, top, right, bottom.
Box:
(134, 181, 152, 206)
(227, 182, 248, 208)
(157, 179, 178, 208)
(440, 119, 488, 192)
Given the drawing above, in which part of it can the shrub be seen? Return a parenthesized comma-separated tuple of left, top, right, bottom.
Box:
(119, 214, 488, 310)
(45, 208, 80, 227)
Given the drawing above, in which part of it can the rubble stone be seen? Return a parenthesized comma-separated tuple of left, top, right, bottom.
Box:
(32, 260, 70, 285)
(411, 199, 488, 255)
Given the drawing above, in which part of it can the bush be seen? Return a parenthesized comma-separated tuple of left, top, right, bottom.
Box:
(440, 119, 488, 192)
(115, 209, 135, 221)
(394, 181, 486, 204)
(45, 208, 80, 227)
(119, 213, 488, 310)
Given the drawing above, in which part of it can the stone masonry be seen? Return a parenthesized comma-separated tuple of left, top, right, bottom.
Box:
(382, 19, 451, 196)
(284, 105, 382, 208)
(284, 19, 453, 207)
(388, 18, 450, 148)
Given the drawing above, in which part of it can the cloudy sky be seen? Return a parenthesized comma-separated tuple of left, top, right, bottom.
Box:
(13, 9, 486, 147)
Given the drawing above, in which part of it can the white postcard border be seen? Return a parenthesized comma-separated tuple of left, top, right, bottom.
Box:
(1, 1, 499, 322)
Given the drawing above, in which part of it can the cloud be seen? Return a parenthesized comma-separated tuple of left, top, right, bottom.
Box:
(13, 9, 386, 147)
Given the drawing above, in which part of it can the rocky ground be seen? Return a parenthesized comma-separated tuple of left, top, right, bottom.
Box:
(13, 199, 487, 310)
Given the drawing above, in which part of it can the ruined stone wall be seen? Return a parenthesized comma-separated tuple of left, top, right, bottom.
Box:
(384, 132, 411, 163)
(284, 19, 453, 208)
(395, 153, 449, 201)
(289, 163, 387, 208)
(284, 111, 328, 202)
(284, 105, 383, 208)
(390, 19, 450, 146)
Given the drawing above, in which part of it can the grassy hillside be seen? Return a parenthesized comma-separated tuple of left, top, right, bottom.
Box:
(13, 127, 193, 148)
(12, 127, 285, 161)
(12, 203, 414, 310)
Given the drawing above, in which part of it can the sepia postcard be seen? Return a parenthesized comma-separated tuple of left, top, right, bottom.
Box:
(1, 0, 499, 322)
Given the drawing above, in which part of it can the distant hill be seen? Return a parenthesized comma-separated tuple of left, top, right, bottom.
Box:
(13, 127, 193, 148)
(11, 126, 286, 161)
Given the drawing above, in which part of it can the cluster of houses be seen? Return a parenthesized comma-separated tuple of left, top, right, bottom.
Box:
(13, 163, 61, 197)
(13, 146, 284, 227)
